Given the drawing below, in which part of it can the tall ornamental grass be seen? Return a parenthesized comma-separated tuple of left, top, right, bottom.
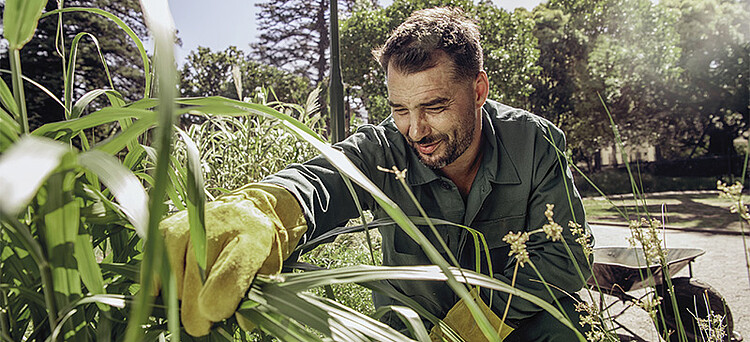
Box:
(0, 1, 743, 342)
(0, 1, 579, 341)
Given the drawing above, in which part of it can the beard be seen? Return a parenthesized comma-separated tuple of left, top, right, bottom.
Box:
(407, 111, 476, 169)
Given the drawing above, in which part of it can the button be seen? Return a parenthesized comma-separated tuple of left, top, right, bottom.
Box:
(481, 185, 488, 192)
(440, 181, 452, 190)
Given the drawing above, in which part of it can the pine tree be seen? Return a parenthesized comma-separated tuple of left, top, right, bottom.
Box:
(252, 0, 358, 85)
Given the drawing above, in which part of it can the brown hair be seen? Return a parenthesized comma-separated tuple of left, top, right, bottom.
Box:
(373, 7, 483, 82)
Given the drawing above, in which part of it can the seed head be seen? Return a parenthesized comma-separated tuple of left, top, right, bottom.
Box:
(503, 231, 530, 266)
(627, 218, 666, 263)
(569, 221, 592, 258)
(541, 204, 563, 241)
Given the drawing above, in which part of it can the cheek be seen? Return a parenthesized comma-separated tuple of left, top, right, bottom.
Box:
(393, 116, 409, 136)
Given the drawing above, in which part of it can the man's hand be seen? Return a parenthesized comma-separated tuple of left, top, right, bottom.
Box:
(429, 287, 514, 342)
(160, 183, 306, 336)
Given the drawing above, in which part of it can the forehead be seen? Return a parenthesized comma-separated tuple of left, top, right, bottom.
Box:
(386, 56, 465, 106)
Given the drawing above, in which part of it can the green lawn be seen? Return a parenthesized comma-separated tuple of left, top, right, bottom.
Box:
(582, 191, 746, 231)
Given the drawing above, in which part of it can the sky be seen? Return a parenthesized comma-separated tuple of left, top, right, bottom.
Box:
(170, 0, 545, 65)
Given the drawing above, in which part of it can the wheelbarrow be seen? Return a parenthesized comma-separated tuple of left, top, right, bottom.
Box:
(588, 247, 742, 342)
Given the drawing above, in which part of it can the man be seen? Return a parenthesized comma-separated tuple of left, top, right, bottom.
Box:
(161, 7, 593, 341)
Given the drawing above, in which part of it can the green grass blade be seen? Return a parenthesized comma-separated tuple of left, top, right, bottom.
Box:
(8, 50, 28, 134)
(176, 97, 325, 142)
(71, 89, 123, 120)
(272, 264, 582, 339)
(125, 1, 177, 340)
(2, 0, 46, 50)
(65, 33, 116, 115)
(246, 280, 414, 341)
(95, 115, 158, 155)
(0, 108, 20, 150)
(374, 306, 430, 342)
(78, 149, 149, 238)
(0, 76, 19, 118)
(42, 170, 83, 306)
(42, 7, 152, 98)
(31, 106, 155, 140)
(0, 136, 69, 217)
(73, 234, 108, 311)
(176, 129, 207, 275)
(236, 310, 324, 342)
(100, 263, 140, 282)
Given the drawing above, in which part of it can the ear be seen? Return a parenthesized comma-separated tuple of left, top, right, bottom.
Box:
(473, 70, 489, 110)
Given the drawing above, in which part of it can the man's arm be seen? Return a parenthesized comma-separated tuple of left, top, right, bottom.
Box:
(262, 124, 395, 250)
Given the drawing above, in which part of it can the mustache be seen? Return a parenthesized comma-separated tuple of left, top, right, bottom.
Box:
(407, 134, 445, 145)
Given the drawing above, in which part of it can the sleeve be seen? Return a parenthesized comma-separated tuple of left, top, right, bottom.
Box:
(260, 125, 391, 249)
(485, 120, 594, 321)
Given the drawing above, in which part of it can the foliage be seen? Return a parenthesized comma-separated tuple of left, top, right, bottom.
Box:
(174, 88, 324, 198)
(179, 46, 312, 105)
(0, 0, 147, 130)
(340, 0, 540, 124)
(252, 0, 359, 84)
(659, 0, 750, 159)
(299, 230, 383, 316)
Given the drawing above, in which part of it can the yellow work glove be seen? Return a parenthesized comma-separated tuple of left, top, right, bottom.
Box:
(159, 183, 307, 336)
(429, 287, 515, 342)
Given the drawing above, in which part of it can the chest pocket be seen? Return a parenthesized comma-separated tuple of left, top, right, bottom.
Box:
(471, 214, 527, 249)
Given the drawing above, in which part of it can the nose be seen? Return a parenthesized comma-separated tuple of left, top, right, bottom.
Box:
(408, 112, 430, 142)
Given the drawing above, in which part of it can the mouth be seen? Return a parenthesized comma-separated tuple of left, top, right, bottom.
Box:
(415, 140, 441, 155)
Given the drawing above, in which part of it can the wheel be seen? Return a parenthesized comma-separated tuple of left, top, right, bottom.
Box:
(654, 277, 734, 342)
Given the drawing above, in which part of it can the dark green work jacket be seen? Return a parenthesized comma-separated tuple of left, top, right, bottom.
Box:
(264, 99, 593, 329)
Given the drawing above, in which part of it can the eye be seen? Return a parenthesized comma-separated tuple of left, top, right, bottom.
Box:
(425, 106, 446, 114)
(392, 108, 408, 116)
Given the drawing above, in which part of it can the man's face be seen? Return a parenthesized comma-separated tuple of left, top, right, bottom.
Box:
(387, 53, 484, 170)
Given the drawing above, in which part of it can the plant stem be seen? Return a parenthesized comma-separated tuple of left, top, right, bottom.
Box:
(9, 50, 29, 134)
(500, 262, 519, 328)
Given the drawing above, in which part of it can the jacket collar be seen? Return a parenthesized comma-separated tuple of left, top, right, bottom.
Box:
(404, 105, 521, 186)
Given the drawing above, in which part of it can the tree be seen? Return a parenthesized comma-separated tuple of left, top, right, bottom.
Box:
(252, 0, 358, 85)
(661, 0, 749, 158)
(179, 46, 313, 104)
(530, 0, 684, 169)
(0, 0, 147, 129)
(340, 0, 540, 124)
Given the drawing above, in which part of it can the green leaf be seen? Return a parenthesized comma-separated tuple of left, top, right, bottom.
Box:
(243, 280, 414, 341)
(42, 7, 152, 98)
(0, 107, 20, 149)
(78, 150, 149, 238)
(74, 234, 108, 311)
(2, 0, 47, 50)
(31, 106, 155, 140)
(0, 136, 70, 217)
(95, 114, 158, 155)
(176, 97, 325, 142)
(42, 170, 83, 309)
(71, 89, 123, 120)
(177, 129, 207, 276)
(65, 33, 116, 115)
(374, 306, 431, 342)
(0, 76, 19, 118)
(125, 1, 178, 339)
(100, 263, 140, 282)
(0, 69, 66, 114)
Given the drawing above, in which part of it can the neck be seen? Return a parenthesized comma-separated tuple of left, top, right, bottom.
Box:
(441, 135, 484, 197)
